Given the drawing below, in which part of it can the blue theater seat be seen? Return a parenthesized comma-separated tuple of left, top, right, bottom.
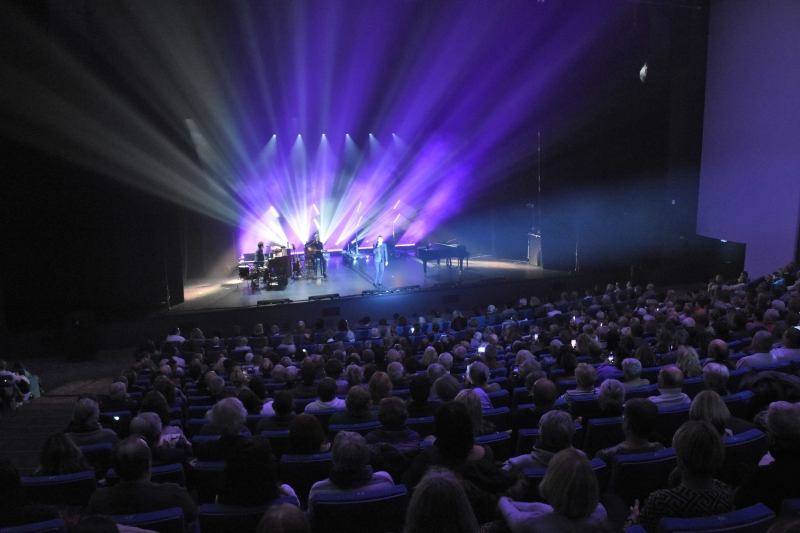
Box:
(718, 429, 768, 487)
(582, 416, 624, 458)
(106, 463, 186, 487)
(721, 390, 754, 419)
(607, 448, 677, 506)
(78, 442, 113, 479)
(261, 430, 291, 458)
(112, 507, 185, 533)
(475, 432, 513, 461)
(656, 404, 691, 444)
(279, 453, 334, 508)
(198, 499, 298, 533)
(523, 458, 608, 502)
(21, 470, 97, 506)
(308, 484, 409, 533)
(195, 461, 225, 504)
(483, 407, 511, 432)
(0, 520, 66, 533)
(487, 389, 510, 409)
(656, 503, 775, 533)
(328, 421, 382, 439)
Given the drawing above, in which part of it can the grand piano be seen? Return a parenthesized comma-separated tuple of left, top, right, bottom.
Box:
(416, 243, 469, 274)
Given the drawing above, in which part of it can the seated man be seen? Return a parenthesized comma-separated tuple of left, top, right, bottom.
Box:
(502, 410, 580, 475)
(387, 362, 409, 391)
(771, 326, 800, 363)
(129, 412, 192, 475)
(595, 398, 663, 464)
(365, 397, 420, 452)
(621, 358, 649, 388)
(736, 331, 777, 370)
(290, 362, 320, 400)
(465, 362, 500, 411)
(304, 378, 346, 412)
(195, 398, 269, 461)
(65, 398, 121, 448)
(100, 382, 139, 414)
(557, 363, 598, 406)
(647, 365, 691, 407)
(702, 363, 730, 397)
(86, 436, 197, 532)
(511, 377, 558, 443)
(735, 401, 800, 512)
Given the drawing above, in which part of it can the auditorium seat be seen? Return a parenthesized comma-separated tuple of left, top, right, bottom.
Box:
(187, 406, 213, 420)
(186, 418, 209, 438)
(293, 397, 317, 414)
(569, 394, 600, 421)
(625, 384, 659, 401)
(198, 499, 298, 533)
(511, 387, 530, 410)
(404, 417, 435, 439)
(99, 411, 132, 438)
(683, 377, 705, 399)
(727, 367, 749, 393)
(187, 395, 212, 407)
(656, 503, 775, 533)
(195, 461, 225, 504)
(391, 389, 410, 401)
(328, 421, 382, 439)
(78, 442, 113, 479)
(279, 453, 334, 508)
(556, 379, 577, 396)
(305, 409, 345, 433)
(780, 499, 800, 517)
(721, 390, 754, 419)
(582, 416, 624, 458)
(308, 484, 409, 533)
(106, 463, 186, 487)
(113, 507, 186, 533)
(718, 429, 769, 487)
(483, 407, 511, 432)
(487, 389, 510, 409)
(0, 520, 66, 533)
(516, 422, 583, 455)
(656, 404, 691, 444)
(607, 448, 677, 506)
(753, 361, 792, 374)
(261, 430, 291, 458)
(21, 470, 97, 506)
(475, 432, 513, 461)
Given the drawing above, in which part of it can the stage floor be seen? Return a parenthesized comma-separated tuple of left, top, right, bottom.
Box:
(171, 253, 572, 313)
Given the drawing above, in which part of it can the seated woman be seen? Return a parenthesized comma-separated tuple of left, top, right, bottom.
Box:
(307, 432, 394, 517)
(690, 390, 754, 437)
(217, 439, 299, 507)
(464, 362, 501, 411)
(368, 371, 393, 407)
(365, 397, 420, 452)
(595, 379, 625, 420)
(140, 390, 189, 448)
(403, 467, 479, 533)
(288, 413, 330, 455)
(403, 402, 519, 524)
(630, 420, 734, 532)
(304, 378, 346, 412)
(503, 410, 577, 475)
(454, 389, 496, 437)
(329, 386, 378, 425)
(33, 432, 94, 477)
(701, 363, 730, 397)
(621, 358, 649, 389)
(256, 391, 297, 432)
(498, 448, 608, 532)
(595, 398, 663, 465)
(194, 398, 254, 461)
(557, 363, 598, 406)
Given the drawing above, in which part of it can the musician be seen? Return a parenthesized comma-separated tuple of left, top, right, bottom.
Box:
(373, 235, 388, 287)
(255, 241, 265, 267)
(305, 232, 327, 278)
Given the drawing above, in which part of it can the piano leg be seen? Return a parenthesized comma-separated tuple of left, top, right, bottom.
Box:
(423, 261, 428, 275)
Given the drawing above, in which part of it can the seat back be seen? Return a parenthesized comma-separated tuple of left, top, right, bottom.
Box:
(99, 411, 132, 438)
(261, 430, 292, 458)
(391, 389, 411, 401)
(582, 416, 624, 458)
(79, 442, 113, 479)
(569, 395, 600, 422)
(516, 422, 583, 456)
(187, 406, 213, 420)
(607, 448, 677, 506)
(721, 390, 754, 419)
(718, 429, 769, 487)
(625, 384, 659, 401)
(0, 520, 66, 533)
(293, 397, 317, 414)
(404, 417, 435, 439)
(656, 503, 775, 533)
(279, 453, 334, 508)
(113, 507, 185, 533)
(328, 421, 382, 440)
(195, 461, 226, 504)
(186, 418, 210, 438)
(306, 409, 346, 433)
(656, 404, 691, 444)
(21, 471, 97, 506)
(309, 484, 409, 533)
(511, 387, 530, 410)
(106, 463, 186, 488)
(483, 407, 510, 431)
(683, 377, 705, 399)
(556, 379, 578, 396)
(727, 367, 749, 393)
(198, 500, 296, 533)
(475, 432, 513, 461)
(487, 390, 510, 409)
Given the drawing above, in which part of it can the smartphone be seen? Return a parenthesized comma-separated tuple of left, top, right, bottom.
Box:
(113, 416, 120, 421)
(609, 355, 615, 363)
(534, 333, 539, 341)
(411, 327, 415, 333)
(512, 365, 520, 378)
(478, 346, 485, 353)
(571, 340, 577, 348)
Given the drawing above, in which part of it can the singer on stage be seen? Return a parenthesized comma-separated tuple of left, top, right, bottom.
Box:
(372, 235, 388, 287)
(305, 232, 327, 278)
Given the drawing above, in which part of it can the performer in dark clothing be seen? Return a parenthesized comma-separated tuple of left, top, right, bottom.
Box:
(255, 242, 265, 267)
(373, 235, 388, 287)
(305, 232, 327, 278)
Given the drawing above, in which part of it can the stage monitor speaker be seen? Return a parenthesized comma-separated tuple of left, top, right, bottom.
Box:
(309, 293, 339, 301)
(257, 299, 291, 306)
(528, 233, 542, 266)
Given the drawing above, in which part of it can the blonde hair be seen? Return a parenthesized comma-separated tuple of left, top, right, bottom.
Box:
(454, 389, 484, 437)
(539, 448, 599, 520)
(689, 390, 730, 435)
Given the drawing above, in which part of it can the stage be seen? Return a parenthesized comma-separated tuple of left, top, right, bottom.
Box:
(172, 252, 574, 313)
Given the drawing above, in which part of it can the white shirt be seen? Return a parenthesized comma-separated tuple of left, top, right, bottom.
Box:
(166, 335, 185, 342)
(736, 352, 776, 370)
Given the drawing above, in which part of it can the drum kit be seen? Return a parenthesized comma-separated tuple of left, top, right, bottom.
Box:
(237, 243, 328, 288)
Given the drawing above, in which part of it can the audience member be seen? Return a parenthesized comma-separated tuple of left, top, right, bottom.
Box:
(304, 377, 346, 412)
(558, 363, 597, 406)
(465, 362, 500, 411)
(631, 421, 733, 532)
(689, 390, 754, 436)
(647, 366, 690, 407)
(433, 374, 460, 402)
(595, 399, 663, 464)
(368, 371, 393, 406)
(65, 398, 121, 448)
(257, 504, 311, 533)
(288, 414, 330, 454)
(498, 448, 608, 531)
(511, 377, 558, 441)
(736, 331, 777, 369)
(405, 375, 438, 417)
(307, 432, 394, 517)
(328, 386, 378, 425)
(33, 432, 94, 477)
(217, 439, 299, 506)
(596, 378, 625, 419)
(702, 363, 730, 396)
(771, 327, 800, 362)
(365, 397, 420, 452)
(256, 391, 297, 432)
(99, 382, 138, 414)
(403, 467, 479, 533)
(291, 363, 320, 399)
(621, 358, 649, 388)
(454, 389, 496, 437)
(503, 410, 577, 475)
(86, 436, 197, 532)
(735, 401, 800, 512)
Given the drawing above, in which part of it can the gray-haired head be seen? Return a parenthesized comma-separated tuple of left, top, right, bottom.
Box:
(598, 379, 625, 413)
(387, 362, 404, 381)
(538, 409, 574, 451)
(129, 412, 162, 447)
(109, 381, 128, 401)
(622, 358, 643, 381)
(438, 353, 453, 371)
(211, 397, 247, 435)
(427, 363, 446, 382)
(73, 398, 100, 426)
(331, 431, 371, 474)
(284, 365, 298, 384)
(702, 363, 729, 391)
